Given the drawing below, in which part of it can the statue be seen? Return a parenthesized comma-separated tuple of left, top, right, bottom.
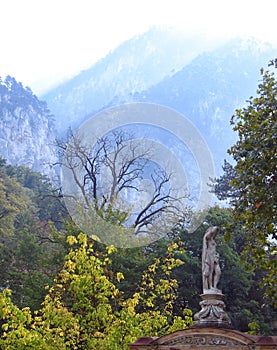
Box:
(202, 226, 221, 292)
(194, 226, 231, 328)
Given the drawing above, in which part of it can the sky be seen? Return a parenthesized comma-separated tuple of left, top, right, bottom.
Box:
(1, 0, 277, 95)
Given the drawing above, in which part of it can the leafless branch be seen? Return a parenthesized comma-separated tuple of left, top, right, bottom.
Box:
(59, 129, 189, 234)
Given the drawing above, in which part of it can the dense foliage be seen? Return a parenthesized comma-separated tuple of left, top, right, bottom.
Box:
(214, 66, 277, 306)
(1, 63, 276, 345)
(0, 157, 275, 343)
(0, 233, 192, 349)
(173, 207, 276, 333)
(0, 158, 66, 310)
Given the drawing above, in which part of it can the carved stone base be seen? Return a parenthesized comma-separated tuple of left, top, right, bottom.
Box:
(193, 291, 232, 328)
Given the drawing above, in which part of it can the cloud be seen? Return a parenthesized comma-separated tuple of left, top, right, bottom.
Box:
(1, 0, 277, 94)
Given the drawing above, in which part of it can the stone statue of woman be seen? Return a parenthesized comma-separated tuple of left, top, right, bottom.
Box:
(194, 226, 231, 327)
(202, 226, 221, 292)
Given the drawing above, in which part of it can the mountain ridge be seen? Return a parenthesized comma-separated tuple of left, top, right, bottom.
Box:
(96, 35, 276, 172)
(42, 27, 218, 131)
(1, 29, 276, 178)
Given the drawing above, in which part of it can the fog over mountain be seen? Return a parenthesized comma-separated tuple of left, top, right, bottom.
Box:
(42, 29, 276, 174)
(126, 37, 276, 170)
(42, 28, 218, 131)
(1, 28, 276, 179)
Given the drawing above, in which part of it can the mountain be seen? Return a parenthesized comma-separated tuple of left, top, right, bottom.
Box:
(0, 76, 58, 179)
(4, 28, 276, 180)
(42, 30, 276, 174)
(126, 37, 276, 171)
(42, 27, 215, 132)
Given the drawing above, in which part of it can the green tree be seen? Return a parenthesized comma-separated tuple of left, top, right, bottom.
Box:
(227, 66, 277, 305)
(212, 159, 237, 202)
(0, 159, 30, 236)
(172, 207, 276, 334)
(0, 160, 66, 310)
(0, 225, 60, 311)
(5, 164, 67, 229)
(0, 233, 193, 349)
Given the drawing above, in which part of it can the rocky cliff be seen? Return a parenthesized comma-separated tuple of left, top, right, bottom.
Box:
(0, 76, 58, 180)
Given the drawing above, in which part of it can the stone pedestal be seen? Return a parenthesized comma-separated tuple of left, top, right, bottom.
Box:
(193, 290, 231, 328)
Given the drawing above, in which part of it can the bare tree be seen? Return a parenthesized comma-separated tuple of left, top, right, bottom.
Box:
(60, 129, 189, 236)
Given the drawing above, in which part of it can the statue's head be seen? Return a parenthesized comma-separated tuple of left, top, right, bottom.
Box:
(210, 226, 219, 233)
(205, 226, 219, 238)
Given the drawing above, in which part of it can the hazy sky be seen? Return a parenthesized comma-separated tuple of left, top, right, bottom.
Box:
(1, 0, 277, 95)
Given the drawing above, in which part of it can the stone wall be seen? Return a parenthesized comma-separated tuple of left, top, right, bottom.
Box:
(129, 327, 277, 349)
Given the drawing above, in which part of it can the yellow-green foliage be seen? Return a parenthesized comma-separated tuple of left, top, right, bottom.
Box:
(0, 166, 30, 237)
(0, 233, 192, 349)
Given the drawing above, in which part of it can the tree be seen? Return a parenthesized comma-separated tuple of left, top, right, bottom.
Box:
(211, 159, 237, 202)
(0, 160, 66, 310)
(227, 65, 277, 305)
(1, 75, 54, 122)
(0, 232, 193, 349)
(0, 159, 30, 236)
(60, 129, 189, 244)
(5, 164, 68, 229)
(171, 206, 276, 334)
